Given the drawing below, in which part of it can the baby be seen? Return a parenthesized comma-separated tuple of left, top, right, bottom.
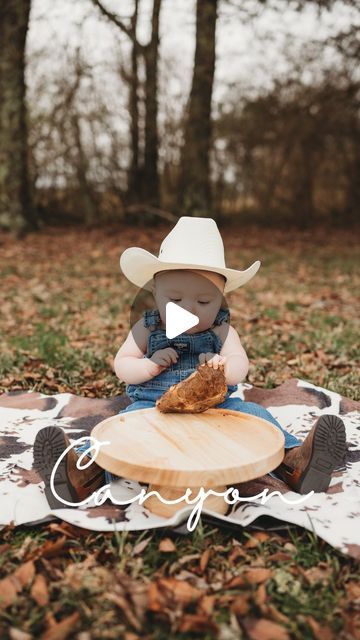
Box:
(115, 269, 248, 394)
(34, 217, 346, 509)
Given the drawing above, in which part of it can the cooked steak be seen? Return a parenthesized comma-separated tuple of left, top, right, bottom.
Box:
(156, 365, 227, 413)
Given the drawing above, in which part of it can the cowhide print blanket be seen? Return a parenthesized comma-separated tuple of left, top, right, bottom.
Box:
(1, 379, 359, 559)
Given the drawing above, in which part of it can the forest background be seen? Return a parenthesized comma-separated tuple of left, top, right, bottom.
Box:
(1, 4, 360, 638)
(1, 0, 359, 234)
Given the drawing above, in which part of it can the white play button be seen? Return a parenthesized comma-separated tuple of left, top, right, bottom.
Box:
(165, 302, 199, 339)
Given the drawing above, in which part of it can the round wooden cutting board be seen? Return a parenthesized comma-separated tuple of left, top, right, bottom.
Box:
(91, 408, 285, 512)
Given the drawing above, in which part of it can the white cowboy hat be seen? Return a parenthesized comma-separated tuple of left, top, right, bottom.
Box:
(120, 217, 261, 293)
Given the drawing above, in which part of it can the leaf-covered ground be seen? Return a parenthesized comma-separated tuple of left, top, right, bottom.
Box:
(0, 224, 359, 639)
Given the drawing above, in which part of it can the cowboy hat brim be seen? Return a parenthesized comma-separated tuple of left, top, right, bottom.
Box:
(120, 247, 261, 293)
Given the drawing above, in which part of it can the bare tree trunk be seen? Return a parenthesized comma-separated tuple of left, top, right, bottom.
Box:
(0, 0, 37, 235)
(260, 134, 295, 213)
(91, 0, 162, 208)
(143, 0, 161, 206)
(294, 136, 315, 228)
(127, 0, 141, 199)
(72, 113, 97, 226)
(178, 0, 218, 217)
(345, 119, 360, 222)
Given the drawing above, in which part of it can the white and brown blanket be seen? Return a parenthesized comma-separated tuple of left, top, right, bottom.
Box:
(0, 379, 359, 559)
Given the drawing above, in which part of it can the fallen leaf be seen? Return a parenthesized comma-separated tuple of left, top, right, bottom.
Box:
(158, 538, 176, 553)
(302, 565, 332, 585)
(218, 594, 237, 606)
(346, 581, 360, 602)
(343, 611, 360, 640)
(13, 560, 35, 589)
(228, 546, 247, 565)
(48, 522, 90, 539)
(263, 604, 290, 624)
(62, 557, 110, 592)
(132, 537, 151, 555)
(198, 594, 216, 616)
(13, 536, 34, 560)
(178, 613, 218, 634)
(148, 578, 202, 612)
(9, 628, 32, 640)
(242, 617, 290, 640)
(178, 553, 200, 565)
(244, 532, 270, 548)
(105, 593, 141, 632)
(0, 560, 35, 609)
(123, 633, 141, 640)
(44, 611, 57, 629)
(31, 573, 49, 606)
(41, 611, 80, 640)
(255, 583, 267, 605)
(305, 615, 334, 640)
(35, 536, 68, 560)
(199, 548, 211, 572)
(230, 594, 250, 617)
(225, 576, 245, 589)
(224, 575, 245, 589)
(267, 552, 292, 562)
(243, 568, 272, 584)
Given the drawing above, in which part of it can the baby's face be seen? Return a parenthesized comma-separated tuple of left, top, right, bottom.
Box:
(153, 269, 225, 333)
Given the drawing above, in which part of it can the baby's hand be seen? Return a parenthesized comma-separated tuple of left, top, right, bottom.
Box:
(150, 348, 178, 369)
(199, 353, 226, 369)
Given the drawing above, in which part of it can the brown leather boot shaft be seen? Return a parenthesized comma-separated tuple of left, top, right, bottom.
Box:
(281, 425, 316, 470)
(64, 436, 106, 495)
(273, 425, 316, 490)
(272, 415, 346, 494)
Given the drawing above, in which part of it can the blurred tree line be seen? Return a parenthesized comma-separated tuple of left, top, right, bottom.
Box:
(0, 0, 359, 235)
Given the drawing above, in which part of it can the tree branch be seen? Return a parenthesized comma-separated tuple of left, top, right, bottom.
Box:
(90, 0, 145, 50)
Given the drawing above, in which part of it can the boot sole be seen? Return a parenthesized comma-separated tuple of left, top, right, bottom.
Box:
(296, 415, 346, 494)
(33, 426, 81, 509)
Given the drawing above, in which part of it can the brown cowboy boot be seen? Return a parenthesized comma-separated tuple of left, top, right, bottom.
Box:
(33, 425, 106, 509)
(272, 414, 346, 494)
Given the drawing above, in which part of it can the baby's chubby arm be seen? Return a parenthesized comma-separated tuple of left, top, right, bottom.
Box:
(221, 325, 249, 385)
(113, 319, 178, 384)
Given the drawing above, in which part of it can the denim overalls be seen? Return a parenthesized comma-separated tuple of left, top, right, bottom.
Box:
(76, 307, 301, 485)
(126, 307, 238, 402)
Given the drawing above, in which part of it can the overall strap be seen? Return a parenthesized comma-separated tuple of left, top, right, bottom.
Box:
(213, 307, 230, 326)
(143, 309, 161, 332)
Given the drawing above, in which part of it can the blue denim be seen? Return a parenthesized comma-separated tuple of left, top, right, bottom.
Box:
(75, 307, 301, 485)
(126, 308, 238, 401)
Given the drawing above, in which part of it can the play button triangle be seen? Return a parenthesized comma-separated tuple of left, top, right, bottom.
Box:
(165, 302, 199, 339)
